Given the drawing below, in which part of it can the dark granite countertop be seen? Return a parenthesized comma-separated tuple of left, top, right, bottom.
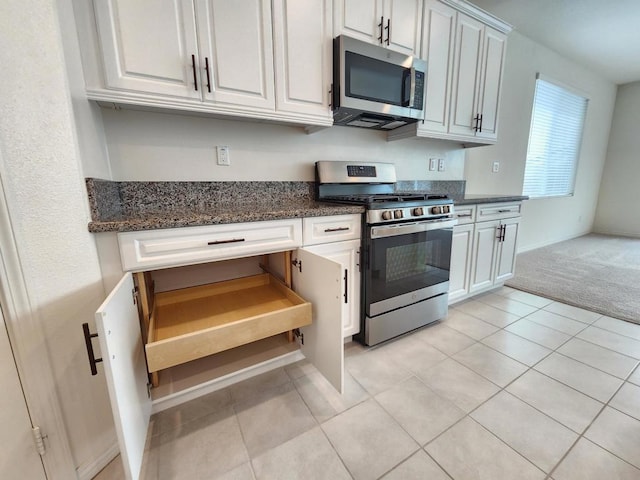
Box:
(85, 178, 524, 233)
(88, 200, 365, 233)
(452, 194, 529, 205)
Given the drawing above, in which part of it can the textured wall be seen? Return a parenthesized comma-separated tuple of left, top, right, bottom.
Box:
(0, 0, 115, 476)
(100, 108, 467, 182)
(593, 81, 640, 237)
(464, 32, 617, 251)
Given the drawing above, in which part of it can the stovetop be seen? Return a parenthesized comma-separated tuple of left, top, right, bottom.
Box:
(315, 161, 456, 224)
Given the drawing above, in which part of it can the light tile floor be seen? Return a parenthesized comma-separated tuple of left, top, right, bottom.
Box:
(94, 287, 640, 479)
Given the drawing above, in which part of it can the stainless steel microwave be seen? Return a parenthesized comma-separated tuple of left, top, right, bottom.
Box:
(332, 35, 427, 130)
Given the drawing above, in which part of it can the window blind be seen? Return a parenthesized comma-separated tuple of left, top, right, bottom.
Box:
(523, 77, 588, 198)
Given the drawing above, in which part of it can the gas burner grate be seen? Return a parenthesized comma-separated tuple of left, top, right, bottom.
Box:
(321, 193, 449, 205)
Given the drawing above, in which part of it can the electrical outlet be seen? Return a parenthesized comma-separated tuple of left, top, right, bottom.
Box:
(217, 146, 230, 166)
(438, 158, 445, 172)
(492, 161, 500, 173)
(429, 158, 437, 171)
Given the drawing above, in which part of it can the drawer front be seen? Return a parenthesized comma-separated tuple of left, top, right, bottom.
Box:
(454, 204, 476, 225)
(118, 219, 303, 271)
(302, 214, 361, 246)
(476, 202, 522, 222)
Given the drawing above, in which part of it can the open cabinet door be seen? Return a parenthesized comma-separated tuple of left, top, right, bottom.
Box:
(95, 273, 152, 480)
(292, 249, 344, 393)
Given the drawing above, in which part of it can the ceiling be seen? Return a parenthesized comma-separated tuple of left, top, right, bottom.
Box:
(468, 0, 640, 85)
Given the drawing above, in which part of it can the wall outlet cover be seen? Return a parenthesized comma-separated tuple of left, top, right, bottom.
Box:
(492, 161, 500, 173)
(217, 146, 230, 166)
(438, 158, 445, 172)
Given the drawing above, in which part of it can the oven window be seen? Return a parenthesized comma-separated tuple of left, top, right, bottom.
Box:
(366, 228, 452, 307)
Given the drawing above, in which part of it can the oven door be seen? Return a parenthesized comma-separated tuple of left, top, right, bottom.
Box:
(365, 219, 456, 317)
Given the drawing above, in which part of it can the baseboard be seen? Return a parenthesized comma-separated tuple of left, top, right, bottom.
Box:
(76, 441, 119, 480)
(517, 230, 591, 253)
(591, 227, 640, 239)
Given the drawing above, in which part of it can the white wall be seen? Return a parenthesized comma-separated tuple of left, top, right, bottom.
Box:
(593, 81, 640, 237)
(100, 109, 466, 182)
(0, 0, 116, 477)
(464, 32, 617, 251)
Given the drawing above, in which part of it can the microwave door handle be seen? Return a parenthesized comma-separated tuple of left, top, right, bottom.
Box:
(409, 67, 416, 108)
(401, 68, 415, 107)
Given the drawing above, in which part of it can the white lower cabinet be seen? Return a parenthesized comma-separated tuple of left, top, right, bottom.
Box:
(302, 214, 362, 338)
(449, 202, 521, 303)
(469, 214, 521, 294)
(94, 218, 348, 480)
(303, 239, 361, 337)
(449, 222, 474, 302)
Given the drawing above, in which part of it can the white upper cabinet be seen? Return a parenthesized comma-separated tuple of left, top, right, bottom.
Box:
(87, 0, 333, 127)
(385, 0, 424, 55)
(449, 12, 506, 142)
(475, 26, 507, 141)
(93, 0, 201, 99)
(272, 0, 333, 118)
(388, 0, 510, 145)
(195, 0, 275, 110)
(448, 12, 484, 137)
(420, 0, 456, 133)
(333, 0, 423, 55)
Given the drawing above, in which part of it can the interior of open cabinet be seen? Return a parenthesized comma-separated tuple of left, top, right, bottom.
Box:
(131, 251, 319, 399)
(96, 247, 344, 479)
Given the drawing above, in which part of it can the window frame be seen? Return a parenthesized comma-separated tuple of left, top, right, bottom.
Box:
(522, 74, 589, 199)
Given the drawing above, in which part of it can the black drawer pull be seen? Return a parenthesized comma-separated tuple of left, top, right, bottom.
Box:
(207, 238, 245, 246)
(82, 323, 102, 376)
(457, 213, 472, 218)
(324, 227, 350, 233)
(497, 209, 513, 213)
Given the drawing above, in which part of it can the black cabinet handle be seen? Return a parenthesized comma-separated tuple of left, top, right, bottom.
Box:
(324, 227, 350, 233)
(204, 57, 212, 93)
(82, 323, 102, 376)
(473, 113, 480, 132)
(191, 54, 198, 91)
(344, 269, 348, 304)
(385, 18, 391, 45)
(479, 113, 483, 133)
(378, 16, 384, 44)
(207, 238, 245, 246)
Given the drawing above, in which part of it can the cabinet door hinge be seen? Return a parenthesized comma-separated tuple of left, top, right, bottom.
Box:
(291, 258, 302, 273)
(132, 286, 139, 305)
(32, 426, 47, 456)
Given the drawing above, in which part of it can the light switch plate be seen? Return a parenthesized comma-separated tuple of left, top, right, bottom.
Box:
(429, 158, 437, 171)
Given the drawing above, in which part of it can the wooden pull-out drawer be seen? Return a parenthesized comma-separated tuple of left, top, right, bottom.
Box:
(302, 214, 361, 246)
(118, 219, 302, 271)
(145, 273, 311, 372)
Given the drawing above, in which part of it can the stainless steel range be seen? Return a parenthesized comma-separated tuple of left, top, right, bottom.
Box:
(316, 161, 457, 346)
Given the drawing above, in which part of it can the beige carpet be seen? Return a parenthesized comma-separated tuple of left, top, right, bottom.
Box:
(506, 233, 640, 324)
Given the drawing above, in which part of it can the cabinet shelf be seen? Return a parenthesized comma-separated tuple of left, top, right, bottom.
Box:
(145, 273, 311, 373)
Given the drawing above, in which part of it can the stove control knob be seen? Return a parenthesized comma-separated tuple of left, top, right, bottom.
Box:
(431, 206, 443, 214)
(394, 209, 404, 219)
(381, 210, 393, 220)
(411, 207, 424, 216)
(443, 205, 451, 213)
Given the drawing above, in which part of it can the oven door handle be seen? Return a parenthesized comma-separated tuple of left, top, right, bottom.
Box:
(370, 218, 458, 238)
